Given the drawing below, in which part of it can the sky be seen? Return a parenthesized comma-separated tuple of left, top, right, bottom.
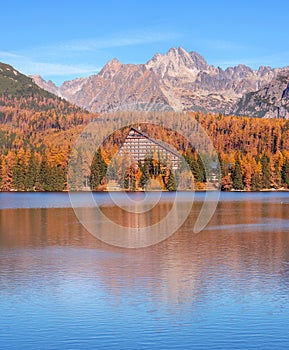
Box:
(1, 0, 289, 85)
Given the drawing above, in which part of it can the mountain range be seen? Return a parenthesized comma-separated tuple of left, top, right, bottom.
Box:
(30, 47, 289, 118)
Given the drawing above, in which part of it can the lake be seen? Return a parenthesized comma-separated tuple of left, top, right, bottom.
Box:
(1, 192, 289, 349)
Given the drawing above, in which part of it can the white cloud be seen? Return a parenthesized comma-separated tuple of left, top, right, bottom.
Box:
(0, 50, 22, 59)
(18, 29, 179, 62)
(55, 31, 178, 52)
(21, 61, 100, 77)
(0, 51, 100, 78)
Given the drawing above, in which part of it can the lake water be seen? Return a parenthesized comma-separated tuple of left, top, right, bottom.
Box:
(1, 192, 289, 349)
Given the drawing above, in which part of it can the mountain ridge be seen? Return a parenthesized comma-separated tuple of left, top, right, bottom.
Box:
(233, 70, 289, 118)
(0, 62, 58, 100)
(30, 47, 289, 117)
(0, 62, 84, 114)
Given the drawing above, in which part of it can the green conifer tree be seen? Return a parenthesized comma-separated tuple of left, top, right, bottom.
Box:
(36, 154, 50, 191)
(25, 151, 37, 191)
(89, 148, 107, 191)
(196, 154, 206, 182)
(69, 151, 84, 191)
(251, 172, 262, 191)
(0, 156, 2, 190)
(12, 157, 25, 191)
(184, 150, 205, 183)
(139, 160, 150, 189)
(232, 158, 244, 190)
(166, 170, 176, 191)
(281, 158, 289, 187)
(50, 165, 66, 191)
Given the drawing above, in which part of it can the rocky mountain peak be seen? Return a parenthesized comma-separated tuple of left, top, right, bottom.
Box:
(106, 57, 122, 67)
(30, 74, 57, 88)
(98, 57, 123, 79)
(146, 46, 204, 80)
(99, 58, 122, 74)
(167, 46, 187, 56)
(30, 74, 60, 96)
(189, 51, 209, 70)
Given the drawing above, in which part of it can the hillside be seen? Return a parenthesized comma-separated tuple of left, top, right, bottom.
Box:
(0, 62, 96, 191)
(0, 62, 82, 113)
(31, 47, 286, 115)
(0, 62, 59, 99)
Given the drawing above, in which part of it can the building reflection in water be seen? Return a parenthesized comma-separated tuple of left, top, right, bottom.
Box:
(1, 199, 289, 308)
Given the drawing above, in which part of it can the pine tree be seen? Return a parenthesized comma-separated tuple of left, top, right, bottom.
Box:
(281, 158, 289, 187)
(251, 172, 262, 191)
(166, 170, 176, 191)
(139, 160, 150, 189)
(50, 165, 66, 191)
(232, 158, 244, 190)
(251, 158, 263, 191)
(196, 154, 206, 182)
(190, 156, 201, 181)
(0, 156, 2, 190)
(260, 153, 271, 189)
(36, 154, 50, 191)
(124, 165, 137, 191)
(69, 150, 84, 191)
(12, 156, 26, 191)
(218, 153, 225, 177)
(25, 151, 37, 191)
(184, 150, 205, 183)
(89, 148, 107, 190)
(1, 151, 15, 191)
(106, 158, 118, 182)
(144, 156, 154, 177)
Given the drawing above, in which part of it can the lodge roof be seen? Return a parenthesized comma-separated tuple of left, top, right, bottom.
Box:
(128, 127, 182, 159)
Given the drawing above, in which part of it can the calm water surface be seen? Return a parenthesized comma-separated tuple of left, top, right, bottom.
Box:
(1, 192, 289, 349)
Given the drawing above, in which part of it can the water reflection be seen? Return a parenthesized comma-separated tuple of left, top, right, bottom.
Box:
(1, 199, 289, 306)
(1, 195, 289, 349)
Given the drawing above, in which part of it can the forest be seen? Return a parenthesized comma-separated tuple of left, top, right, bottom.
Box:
(1, 93, 289, 192)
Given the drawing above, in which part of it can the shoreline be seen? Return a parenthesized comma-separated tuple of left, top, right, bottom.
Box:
(1, 188, 289, 193)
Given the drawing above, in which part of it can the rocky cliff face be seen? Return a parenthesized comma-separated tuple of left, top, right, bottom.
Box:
(30, 75, 61, 97)
(64, 60, 170, 112)
(31, 47, 286, 116)
(233, 70, 289, 118)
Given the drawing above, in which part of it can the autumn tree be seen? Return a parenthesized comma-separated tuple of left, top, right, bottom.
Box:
(1, 151, 15, 191)
(251, 158, 263, 191)
(260, 153, 271, 189)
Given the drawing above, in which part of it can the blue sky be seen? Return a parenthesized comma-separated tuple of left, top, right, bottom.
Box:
(1, 0, 289, 85)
